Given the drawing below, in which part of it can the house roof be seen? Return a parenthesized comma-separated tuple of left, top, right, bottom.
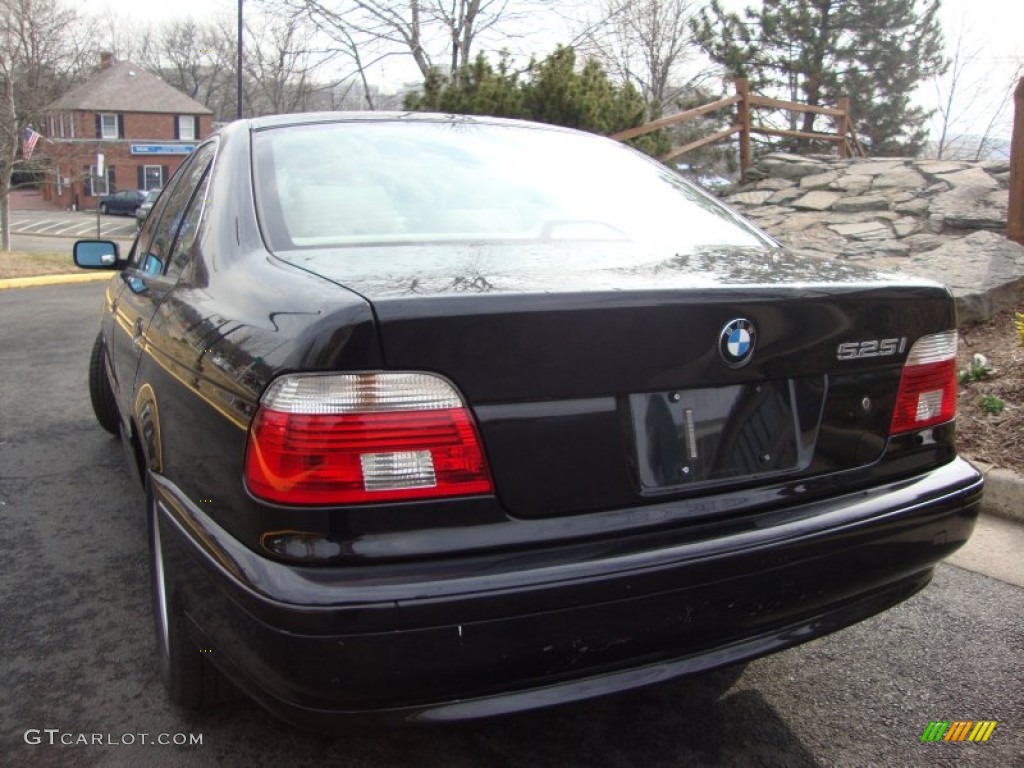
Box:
(46, 61, 213, 115)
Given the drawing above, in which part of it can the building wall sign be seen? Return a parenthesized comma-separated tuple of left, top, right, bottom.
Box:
(130, 143, 196, 155)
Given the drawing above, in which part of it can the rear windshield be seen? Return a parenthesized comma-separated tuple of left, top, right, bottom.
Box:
(252, 119, 767, 252)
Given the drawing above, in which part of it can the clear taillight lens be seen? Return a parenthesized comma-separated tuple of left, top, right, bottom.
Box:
(245, 373, 493, 505)
(889, 331, 958, 435)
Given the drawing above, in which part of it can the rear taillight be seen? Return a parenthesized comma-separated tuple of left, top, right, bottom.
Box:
(889, 331, 958, 435)
(245, 372, 493, 505)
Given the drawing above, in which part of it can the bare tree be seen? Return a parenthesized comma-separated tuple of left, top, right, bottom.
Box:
(579, 0, 704, 120)
(931, 17, 1023, 161)
(0, 0, 84, 250)
(277, 0, 540, 90)
(244, 10, 337, 115)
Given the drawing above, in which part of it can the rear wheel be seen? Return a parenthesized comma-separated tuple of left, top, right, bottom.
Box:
(88, 333, 119, 435)
(148, 480, 236, 708)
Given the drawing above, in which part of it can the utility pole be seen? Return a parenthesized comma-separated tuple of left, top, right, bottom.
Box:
(237, 0, 244, 120)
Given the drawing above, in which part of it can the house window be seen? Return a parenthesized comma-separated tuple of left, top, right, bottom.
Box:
(177, 115, 196, 141)
(99, 113, 118, 139)
(143, 165, 164, 191)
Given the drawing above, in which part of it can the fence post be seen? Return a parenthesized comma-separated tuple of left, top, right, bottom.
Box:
(838, 96, 851, 158)
(1009, 77, 1024, 245)
(735, 77, 751, 183)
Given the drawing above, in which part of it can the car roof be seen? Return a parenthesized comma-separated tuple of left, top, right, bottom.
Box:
(237, 111, 583, 137)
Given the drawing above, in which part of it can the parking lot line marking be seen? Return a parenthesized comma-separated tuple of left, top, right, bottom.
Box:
(33, 220, 75, 233)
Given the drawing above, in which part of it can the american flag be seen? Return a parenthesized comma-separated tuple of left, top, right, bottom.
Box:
(22, 126, 41, 159)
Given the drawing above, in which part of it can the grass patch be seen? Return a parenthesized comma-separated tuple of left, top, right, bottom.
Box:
(0, 250, 75, 278)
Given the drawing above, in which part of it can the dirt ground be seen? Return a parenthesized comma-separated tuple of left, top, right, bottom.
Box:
(956, 309, 1024, 475)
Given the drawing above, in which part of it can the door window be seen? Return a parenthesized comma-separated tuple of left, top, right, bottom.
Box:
(132, 143, 216, 276)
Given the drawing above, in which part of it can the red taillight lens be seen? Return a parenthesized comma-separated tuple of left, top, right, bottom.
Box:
(245, 373, 493, 505)
(889, 331, 958, 435)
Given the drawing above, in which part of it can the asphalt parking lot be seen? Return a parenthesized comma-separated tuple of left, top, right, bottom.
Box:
(1, 282, 1021, 768)
(9, 209, 139, 240)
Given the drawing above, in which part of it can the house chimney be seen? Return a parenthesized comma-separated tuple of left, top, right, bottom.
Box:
(100, 52, 114, 70)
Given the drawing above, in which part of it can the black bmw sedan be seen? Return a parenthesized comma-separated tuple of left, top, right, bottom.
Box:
(73, 113, 983, 728)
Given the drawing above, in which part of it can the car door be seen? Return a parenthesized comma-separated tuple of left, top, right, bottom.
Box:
(108, 144, 217, 424)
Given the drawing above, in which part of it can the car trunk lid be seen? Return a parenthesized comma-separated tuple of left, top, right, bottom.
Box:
(276, 243, 955, 519)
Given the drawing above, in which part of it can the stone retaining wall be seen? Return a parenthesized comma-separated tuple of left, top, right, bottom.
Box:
(718, 154, 1024, 325)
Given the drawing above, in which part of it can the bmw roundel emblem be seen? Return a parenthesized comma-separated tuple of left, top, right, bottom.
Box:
(719, 318, 757, 368)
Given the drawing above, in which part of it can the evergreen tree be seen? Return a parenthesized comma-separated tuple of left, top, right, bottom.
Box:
(404, 46, 660, 155)
(691, 0, 946, 156)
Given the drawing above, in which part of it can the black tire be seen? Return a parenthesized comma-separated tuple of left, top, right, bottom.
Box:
(148, 480, 236, 708)
(88, 333, 119, 435)
(99, 203, 108, 215)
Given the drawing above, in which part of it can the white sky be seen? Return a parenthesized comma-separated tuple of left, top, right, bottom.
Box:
(83, 0, 1024, 141)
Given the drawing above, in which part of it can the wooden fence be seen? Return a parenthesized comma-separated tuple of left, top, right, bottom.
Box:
(612, 77, 864, 182)
(1009, 77, 1024, 245)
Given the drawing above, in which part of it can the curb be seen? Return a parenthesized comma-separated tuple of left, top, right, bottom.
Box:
(968, 460, 1024, 524)
(0, 273, 112, 290)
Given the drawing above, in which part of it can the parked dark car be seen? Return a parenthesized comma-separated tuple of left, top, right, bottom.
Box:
(98, 188, 146, 216)
(73, 113, 982, 728)
(135, 189, 161, 228)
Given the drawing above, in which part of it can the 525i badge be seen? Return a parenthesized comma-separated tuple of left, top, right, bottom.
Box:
(836, 337, 908, 360)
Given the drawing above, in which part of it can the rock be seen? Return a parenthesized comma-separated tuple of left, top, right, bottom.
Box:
(846, 160, 907, 176)
(902, 234, 948, 253)
(751, 177, 796, 191)
(829, 221, 892, 239)
(930, 185, 1007, 231)
(725, 190, 776, 205)
(903, 231, 1024, 325)
(994, 172, 1011, 188)
(893, 217, 921, 238)
(913, 160, 971, 176)
(792, 191, 842, 211)
(936, 167, 999, 189)
(775, 213, 828, 232)
(833, 194, 890, 212)
(944, 211, 1007, 230)
(874, 240, 912, 257)
(927, 214, 945, 234)
(760, 153, 825, 165)
(767, 187, 804, 205)
(773, 162, 829, 180)
(831, 174, 872, 192)
(800, 171, 840, 189)
(893, 198, 930, 216)
(980, 160, 1011, 174)
(872, 168, 927, 189)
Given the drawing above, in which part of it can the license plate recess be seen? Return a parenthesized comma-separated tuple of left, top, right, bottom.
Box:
(628, 378, 823, 492)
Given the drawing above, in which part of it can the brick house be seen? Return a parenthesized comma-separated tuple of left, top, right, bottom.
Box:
(42, 54, 214, 210)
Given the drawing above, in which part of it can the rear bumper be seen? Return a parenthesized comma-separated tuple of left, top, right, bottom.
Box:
(153, 458, 982, 727)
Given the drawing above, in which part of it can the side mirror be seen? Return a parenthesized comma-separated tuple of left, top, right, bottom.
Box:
(74, 240, 121, 270)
